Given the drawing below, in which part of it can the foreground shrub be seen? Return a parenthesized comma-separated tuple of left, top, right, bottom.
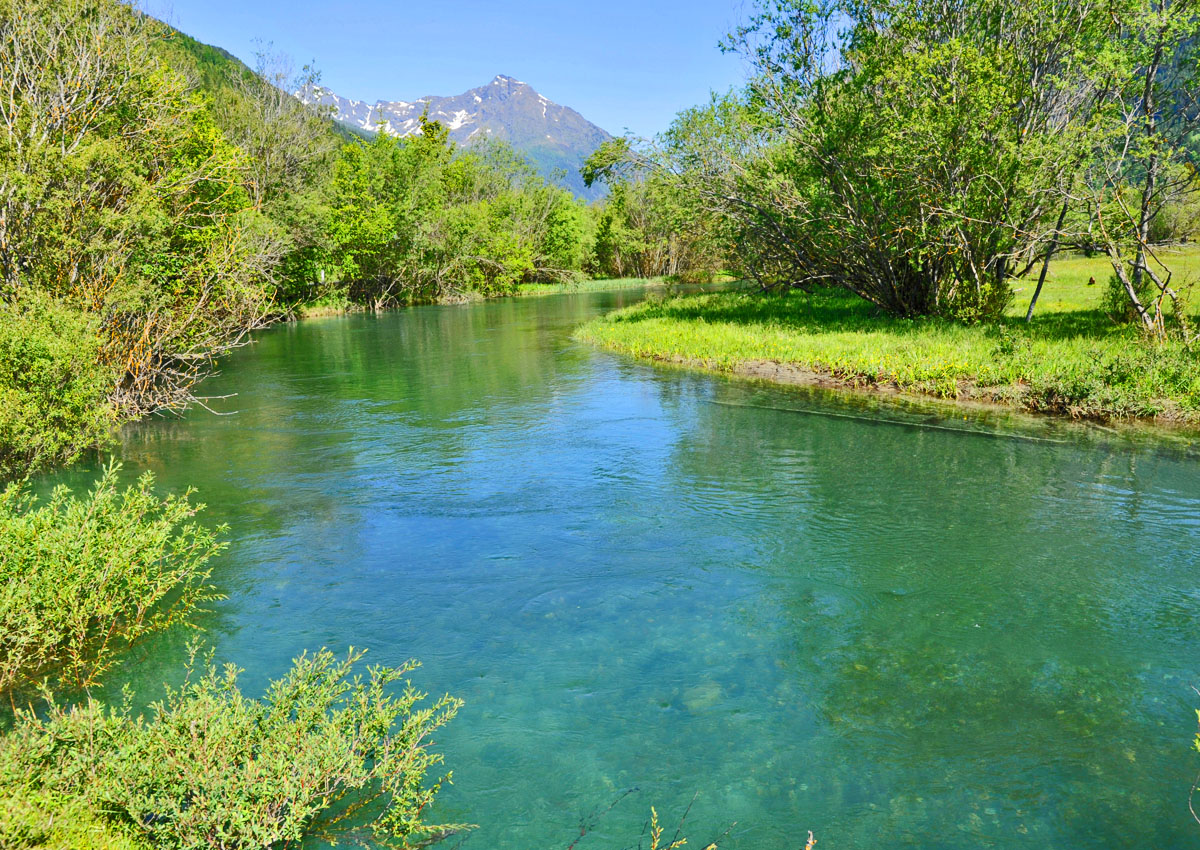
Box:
(0, 648, 464, 850)
(0, 297, 117, 481)
(0, 466, 223, 699)
(0, 788, 143, 850)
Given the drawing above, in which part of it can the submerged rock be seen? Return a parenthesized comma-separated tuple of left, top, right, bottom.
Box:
(683, 680, 722, 712)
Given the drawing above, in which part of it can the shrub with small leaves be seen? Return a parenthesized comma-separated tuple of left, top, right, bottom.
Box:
(0, 787, 144, 850)
(0, 647, 465, 850)
(0, 296, 118, 481)
(0, 464, 224, 699)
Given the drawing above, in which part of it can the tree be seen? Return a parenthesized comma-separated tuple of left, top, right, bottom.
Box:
(1080, 0, 1200, 340)
(326, 117, 591, 307)
(594, 0, 1112, 320)
(584, 143, 725, 281)
(722, 0, 1107, 319)
(0, 0, 282, 417)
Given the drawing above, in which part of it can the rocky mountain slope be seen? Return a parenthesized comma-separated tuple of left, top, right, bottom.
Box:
(299, 75, 611, 199)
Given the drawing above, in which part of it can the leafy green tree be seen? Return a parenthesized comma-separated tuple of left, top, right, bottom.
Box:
(750, 0, 1104, 318)
(584, 152, 725, 281)
(0, 0, 598, 478)
(325, 117, 591, 306)
(603, 0, 1111, 320)
(542, 190, 588, 273)
(1080, 0, 1200, 341)
(0, 0, 282, 419)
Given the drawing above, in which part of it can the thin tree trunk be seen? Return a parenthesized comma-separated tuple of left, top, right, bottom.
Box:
(1025, 201, 1070, 322)
(1128, 11, 1167, 333)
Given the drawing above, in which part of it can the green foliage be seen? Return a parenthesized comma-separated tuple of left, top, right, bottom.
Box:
(583, 167, 725, 282)
(0, 0, 288, 419)
(153, 29, 353, 311)
(153, 28, 257, 96)
(1103, 272, 1153, 323)
(0, 648, 464, 850)
(0, 296, 116, 480)
(697, 0, 1106, 320)
(614, 0, 1198, 331)
(1076, 0, 1200, 338)
(1147, 197, 1200, 245)
(517, 277, 667, 296)
(0, 465, 223, 698)
(0, 0, 626, 473)
(0, 788, 145, 850)
(541, 190, 588, 272)
(322, 120, 591, 307)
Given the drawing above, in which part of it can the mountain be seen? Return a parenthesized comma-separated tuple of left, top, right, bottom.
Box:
(299, 75, 611, 199)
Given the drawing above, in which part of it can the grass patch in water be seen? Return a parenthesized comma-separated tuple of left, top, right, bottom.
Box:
(516, 277, 669, 296)
(576, 254, 1200, 422)
(293, 286, 358, 319)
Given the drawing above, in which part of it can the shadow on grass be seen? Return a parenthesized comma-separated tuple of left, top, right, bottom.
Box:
(999, 309, 1123, 341)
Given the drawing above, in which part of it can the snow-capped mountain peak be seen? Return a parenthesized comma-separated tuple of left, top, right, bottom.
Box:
(297, 76, 611, 199)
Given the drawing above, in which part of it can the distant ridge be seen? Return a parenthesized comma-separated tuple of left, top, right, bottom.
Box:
(299, 75, 611, 200)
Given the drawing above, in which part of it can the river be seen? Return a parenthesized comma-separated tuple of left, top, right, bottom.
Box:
(45, 286, 1200, 848)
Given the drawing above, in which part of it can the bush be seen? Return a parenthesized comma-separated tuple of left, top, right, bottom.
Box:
(0, 465, 223, 699)
(0, 789, 144, 850)
(0, 648, 465, 850)
(0, 297, 117, 481)
(1148, 197, 1200, 244)
(1102, 272, 1152, 324)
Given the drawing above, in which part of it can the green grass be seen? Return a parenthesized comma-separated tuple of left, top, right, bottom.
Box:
(516, 277, 668, 297)
(1008, 246, 1200, 314)
(576, 252, 1200, 423)
(0, 790, 146, 850)
(293, 286, 359, 319)
(292, 278, 667, 314)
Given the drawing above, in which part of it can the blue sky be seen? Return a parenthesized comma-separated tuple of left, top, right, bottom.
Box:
(144, 0, 752, 137)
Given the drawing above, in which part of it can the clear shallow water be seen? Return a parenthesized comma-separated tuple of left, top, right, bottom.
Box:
(42, 289, 1200, 849)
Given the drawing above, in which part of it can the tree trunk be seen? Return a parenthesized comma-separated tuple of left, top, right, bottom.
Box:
(1025, 201, 1070, 322)
(1128, 11, 1168, 334)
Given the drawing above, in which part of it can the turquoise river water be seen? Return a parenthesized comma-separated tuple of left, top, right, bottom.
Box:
(41, 287, 1200, 848)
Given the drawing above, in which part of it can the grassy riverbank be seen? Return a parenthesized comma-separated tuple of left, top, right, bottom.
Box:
(576, 253, 1200, 423)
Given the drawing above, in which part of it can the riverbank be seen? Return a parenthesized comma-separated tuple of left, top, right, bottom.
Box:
(576, 256, 1200, 424)
(292, 277, 669, 318)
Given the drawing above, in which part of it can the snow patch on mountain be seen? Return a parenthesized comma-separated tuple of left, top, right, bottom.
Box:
(297, 74, 611, 199)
